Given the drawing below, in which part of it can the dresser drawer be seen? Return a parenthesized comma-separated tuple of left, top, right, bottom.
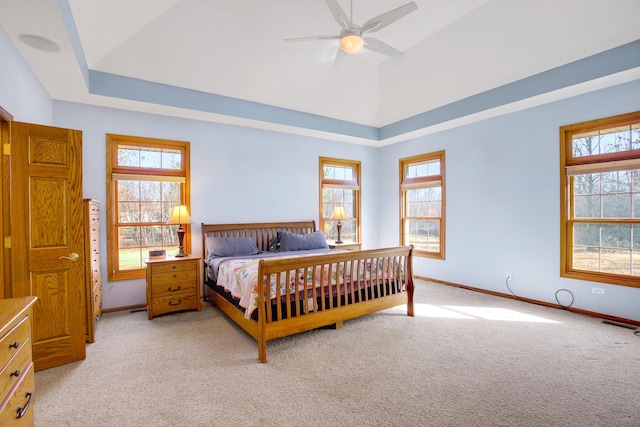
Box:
(91, 271, 101, 290)
(150, 280, 197, 298)
(152, 261, 198, 274)
(90, 248, 100, 264)
(0, 317, 29, 371)
(0, 362, 35, 426)
(152, 269, 197, 284)
(92, 289, 102, 317)
(151, 294, 198, 316)
(0, 342, 31, 412)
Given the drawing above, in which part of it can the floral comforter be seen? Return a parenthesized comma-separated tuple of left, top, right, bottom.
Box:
(215, 251, 402, 320)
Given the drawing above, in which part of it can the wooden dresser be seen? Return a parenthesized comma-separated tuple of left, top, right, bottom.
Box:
(0, 296, 37, 426)
(84, 199, 102, 343)
(144, 256, 201, 320)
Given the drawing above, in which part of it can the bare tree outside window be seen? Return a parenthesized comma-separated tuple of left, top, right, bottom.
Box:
(319, 157, 361, 244)
(107, 135, 191, 281)
(560, 111, 640, 288)
(400, 151, 445, 259)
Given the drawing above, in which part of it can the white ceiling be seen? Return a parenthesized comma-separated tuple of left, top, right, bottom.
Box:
(1, 0, 640, 143)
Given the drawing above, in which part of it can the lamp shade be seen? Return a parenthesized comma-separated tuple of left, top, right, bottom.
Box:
(167, 205, 192, 225)
(339, 34, 364, 54)
(331, 206, 347, 220)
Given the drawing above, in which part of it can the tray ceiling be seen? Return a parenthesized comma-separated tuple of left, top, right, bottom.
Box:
(1, 0, 639, 144)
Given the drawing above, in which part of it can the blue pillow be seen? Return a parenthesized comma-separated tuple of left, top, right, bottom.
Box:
(278, 231, 328, 252)
(206, 237, 259, 258)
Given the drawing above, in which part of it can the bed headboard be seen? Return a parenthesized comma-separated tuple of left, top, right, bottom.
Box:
(201, 220, 317, 256)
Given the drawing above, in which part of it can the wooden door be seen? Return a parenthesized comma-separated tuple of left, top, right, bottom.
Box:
(0, 106, 13, 298)
(9, 122, 85, 371)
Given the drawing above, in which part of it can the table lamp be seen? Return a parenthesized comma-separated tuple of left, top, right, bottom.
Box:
(167, 205, 192, 257)
(331, 206, 347, 244)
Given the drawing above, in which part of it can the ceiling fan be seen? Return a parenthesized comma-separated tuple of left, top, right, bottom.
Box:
(285, 0, 418, 67)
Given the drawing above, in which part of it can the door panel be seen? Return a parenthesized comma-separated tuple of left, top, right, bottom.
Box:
(10, 122, 85, 371)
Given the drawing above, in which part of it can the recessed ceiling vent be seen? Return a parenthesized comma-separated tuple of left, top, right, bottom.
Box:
(18, 34, 59, 52)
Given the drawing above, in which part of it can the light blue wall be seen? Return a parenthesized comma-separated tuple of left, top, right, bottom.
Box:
(0, 25, 52, 124)
(378, 80, 640, 322)
(52, 101, 380, 308)
(3, 22, 639, 321)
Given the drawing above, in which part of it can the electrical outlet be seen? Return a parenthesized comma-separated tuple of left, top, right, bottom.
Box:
(592, 287, 605, 295)
(506, 272, 512, 280)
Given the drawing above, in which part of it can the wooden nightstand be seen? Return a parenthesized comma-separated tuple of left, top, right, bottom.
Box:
(328, 242, 361, 251)
(144, 256, 202, 320)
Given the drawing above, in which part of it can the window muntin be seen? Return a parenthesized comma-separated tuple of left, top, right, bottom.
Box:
(107, 135, 190, 281)
(400, 151, 445, 259)
(572, 123, 640, 157)
(560, 111, 640, 288)
(319, 158, 360, 243)
(404, 158, 441, 179)
(116, 179, 181, 271)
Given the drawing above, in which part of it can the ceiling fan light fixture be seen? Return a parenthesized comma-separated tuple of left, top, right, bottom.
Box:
(339, 34, 364, 54)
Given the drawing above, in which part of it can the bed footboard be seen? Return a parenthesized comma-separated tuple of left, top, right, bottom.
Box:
(255, 246, 414, 362)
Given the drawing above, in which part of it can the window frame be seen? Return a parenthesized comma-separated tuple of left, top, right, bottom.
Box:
(399, 150, 446, 259)
(106, 134, 191, 281)
(319, 157, 361, 244)
(560, 110, 640, 288)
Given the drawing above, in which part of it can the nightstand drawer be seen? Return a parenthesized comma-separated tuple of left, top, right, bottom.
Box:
(151, 294, 198, 315)
(151, 280, 197, 298)
(151, 269, 197, 284)
(152, 261, 198, 274)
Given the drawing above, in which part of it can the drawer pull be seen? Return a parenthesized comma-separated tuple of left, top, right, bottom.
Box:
(16, 392, 32, 419)
(168, 299, 182, 306)
(10, 369, 20, 378)
(9, 341, 19, 349)
(167, 286, 182, 292)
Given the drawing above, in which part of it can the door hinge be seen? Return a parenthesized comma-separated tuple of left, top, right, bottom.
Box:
(3, 143, 9, 155)
(4, 236, 11, 248)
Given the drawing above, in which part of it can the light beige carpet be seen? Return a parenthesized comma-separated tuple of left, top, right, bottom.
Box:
(34, 280, 640, 426)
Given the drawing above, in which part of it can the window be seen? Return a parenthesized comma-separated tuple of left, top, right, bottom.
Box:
(319, 157, 361, 243)
(107, 134, 191, 281)
(400, 151, 445, 258)
(560, 111, 640, 288)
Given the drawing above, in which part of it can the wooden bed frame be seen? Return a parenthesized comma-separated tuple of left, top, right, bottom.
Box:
(202, 220, 414, 362)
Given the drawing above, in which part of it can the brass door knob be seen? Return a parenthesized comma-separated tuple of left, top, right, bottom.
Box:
(59, 253, 80, 261)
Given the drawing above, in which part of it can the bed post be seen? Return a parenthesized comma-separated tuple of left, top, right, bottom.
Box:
(407, 246, 415, 317)
(257, 260, 268, 363)
(201, 223, 208, 302)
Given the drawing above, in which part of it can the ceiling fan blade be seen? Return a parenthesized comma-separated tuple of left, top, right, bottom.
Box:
(285, 35, 340, 42)
(361, 2, 418, 34)
(363, 37, 403, 59)
(326, 0, 353, 30)
(332, 48, 347, 69)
